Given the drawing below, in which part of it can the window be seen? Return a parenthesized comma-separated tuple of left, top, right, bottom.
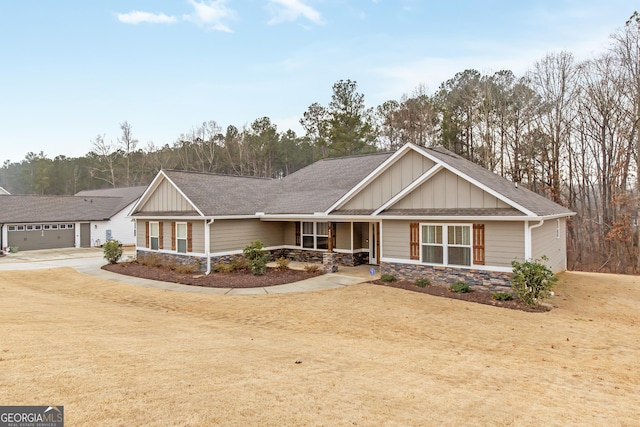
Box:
(60, 224, 66, 229)
(43, 224, 51, 230)
(149, 222, 159, 250)
(67, 224, 74, 229)
(8, 225, 16, 231)
(301, 221, 329, 250)
(34, 224, 42, 230)
(420, 224, 472, 267)
(17, 225, 24, 231)
(176, 222, 187, 253)
(51, 224, 58, 230)
(26, 225, 34, 230)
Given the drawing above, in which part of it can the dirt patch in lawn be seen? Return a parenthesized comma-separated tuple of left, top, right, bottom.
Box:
(0, 269, 639, 425)
(102, 261, 323, 288)
(373, 279, 548, 312)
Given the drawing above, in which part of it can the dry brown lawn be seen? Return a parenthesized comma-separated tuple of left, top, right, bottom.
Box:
(0, 268, 638, 426)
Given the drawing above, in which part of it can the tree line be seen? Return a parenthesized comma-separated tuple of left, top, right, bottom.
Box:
(2, 14, 640, 274)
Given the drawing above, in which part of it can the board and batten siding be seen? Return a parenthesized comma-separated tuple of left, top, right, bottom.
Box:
(136, 219, 146, 248)
(382, 219, 524, 269)
(531, 218, 567, 273)
(342, 150, 435, 210)
(139, 179, 194, 213)
(211, 219, 284, 253)
(392, 169, 511, 210)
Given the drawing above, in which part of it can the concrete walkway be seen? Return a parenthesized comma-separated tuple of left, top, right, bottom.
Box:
(0, 248, 380, 295)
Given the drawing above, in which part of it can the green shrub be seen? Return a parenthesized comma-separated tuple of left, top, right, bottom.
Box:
(414, 278, 430, 288)
(275, 257, 290, 271)
(450, 281, 470, 293)
(242, 240, 270, 275)
(103, 239, 123, 264)
(492, 292, 514, 301)
(229, 257, 248, 271)
(510, 256, 558, 306)
(380, 273, 397, 282)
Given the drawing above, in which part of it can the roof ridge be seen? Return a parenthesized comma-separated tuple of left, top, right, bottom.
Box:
(164, 169, 274, 181)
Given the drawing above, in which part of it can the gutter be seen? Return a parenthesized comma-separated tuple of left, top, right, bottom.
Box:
(525, 219, 545, 260)
(205, 218, 214, 275)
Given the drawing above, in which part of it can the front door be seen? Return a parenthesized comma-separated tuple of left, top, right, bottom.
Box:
(370, 222, 380, 265)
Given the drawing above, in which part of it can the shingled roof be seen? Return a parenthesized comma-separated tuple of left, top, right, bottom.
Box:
(0, 195, 122, 223)
(416, 145, 574, 217)
(0, 186, 146, 223)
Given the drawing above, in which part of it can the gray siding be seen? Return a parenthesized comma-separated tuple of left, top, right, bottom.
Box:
(136, 219, 204, 253)
(382, 220, 410, 260)
(336, 222, 351, 250)
(211, 219, 284, 252)
(140, 179, 194, 212)
(383, 219, 524, 269)
(393, 169, 511, 209)
(343, 150, 435, 210)
(532, 218, 567, 273)
(283, 221, 297, 246)
(484, 221, 524, 268)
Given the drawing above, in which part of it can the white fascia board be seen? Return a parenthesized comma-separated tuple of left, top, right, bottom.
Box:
(372, 164, 443, 215)
(415, 147, 536, 217)
(259, 214, 380, 222)
(131, 215, 207, 221)
(325, 143, 415, 214)
(128, 170, 166, 215)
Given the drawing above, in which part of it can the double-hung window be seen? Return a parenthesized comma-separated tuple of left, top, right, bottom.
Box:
(301, 222, 329, 250)
(176, 222, 187, 253)
(421, 224, 472, 266)
(149, 222, 159, 250)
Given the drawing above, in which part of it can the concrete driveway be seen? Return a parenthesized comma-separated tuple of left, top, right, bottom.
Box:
(0, 248, 379, 295)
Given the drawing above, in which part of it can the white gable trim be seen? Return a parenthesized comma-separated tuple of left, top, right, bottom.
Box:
(371, 164, 443, 216)
(325, 143, 415, 213)
(128, 170, 204, 217)
(413, 145, 536, 217)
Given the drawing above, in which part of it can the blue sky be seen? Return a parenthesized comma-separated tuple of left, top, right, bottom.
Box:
(0, 0, 633, 164)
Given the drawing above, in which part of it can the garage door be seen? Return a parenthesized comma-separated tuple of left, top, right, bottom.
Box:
(7, 223, 75, 251)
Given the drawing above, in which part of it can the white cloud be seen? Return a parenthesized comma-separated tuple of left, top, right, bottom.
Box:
(184, 0, 235, 32)
(267, 0, 324, 25)
(117, 11, 177, 24)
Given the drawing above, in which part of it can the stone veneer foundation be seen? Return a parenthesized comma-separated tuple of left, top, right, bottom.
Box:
(380, 261, 513, 293)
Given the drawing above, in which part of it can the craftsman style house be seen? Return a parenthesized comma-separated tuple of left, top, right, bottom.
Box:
(129, 143, 574, 290)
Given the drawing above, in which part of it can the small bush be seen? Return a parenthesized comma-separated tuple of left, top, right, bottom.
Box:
(213, 263, 233, 273)
(380, 273, 397, 282)
(275, 257, 291, 271)
(242, 240, 270, 275)
(450, 281, 470, 293)
(103, 239, 123, 264)
(492, 292, 513, 301)
(414, 278, 430, 288)
(173, 262, 200, 274)
(511, 256, 558, 306)
(304, 263, 321, 273)
(229, 257, 248, 271)
(138, 253, 163, 268)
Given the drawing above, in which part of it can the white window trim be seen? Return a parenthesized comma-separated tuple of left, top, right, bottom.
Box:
(301, 221, 329, 250)
(420, 223, 473, 267)
(176, 222, 188, 254)
(149, 221, 160, 251)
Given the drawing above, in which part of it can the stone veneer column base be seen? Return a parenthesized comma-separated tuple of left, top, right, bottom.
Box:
(322, 252, 338, 273)
(380, 261, 513, 293)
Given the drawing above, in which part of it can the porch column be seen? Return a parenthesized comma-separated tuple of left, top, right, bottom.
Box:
(328, 222, 335, 252)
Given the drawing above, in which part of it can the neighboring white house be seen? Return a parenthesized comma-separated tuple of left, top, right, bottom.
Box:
(0, 186, 145, 251)
(0, 186, 9, 195)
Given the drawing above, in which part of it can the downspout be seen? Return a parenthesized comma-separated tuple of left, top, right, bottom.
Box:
(525, 219, 545, 260)
(0, 224, 4, 253)
(205, 218, 214, 275)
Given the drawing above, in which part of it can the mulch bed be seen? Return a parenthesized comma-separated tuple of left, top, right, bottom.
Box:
(103, 262, 548, 312)
(372, 280, 550, 312)
(102, 261, 323, 288)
